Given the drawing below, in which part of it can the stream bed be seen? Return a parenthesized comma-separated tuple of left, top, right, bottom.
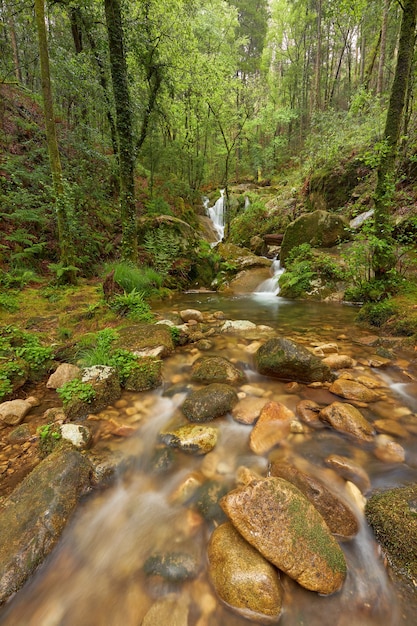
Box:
(1, 293, 417, 625)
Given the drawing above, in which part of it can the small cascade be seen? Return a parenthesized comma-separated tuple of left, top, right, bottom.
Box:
(254, 258, 284, 296)
(206, 190, 225, 244)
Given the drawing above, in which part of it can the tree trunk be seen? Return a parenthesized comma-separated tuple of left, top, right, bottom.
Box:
(377, 0, 390, 95)
(34, 0, 76, 281)
(104, 0, 137, 262)
(373, 0, 417, 278)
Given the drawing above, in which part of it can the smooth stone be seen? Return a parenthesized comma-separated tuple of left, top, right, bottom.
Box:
(181, 383, 238, 422)
(320, 402, 375, 442)
(374, 435, 406, 463)
(255, 337, 333, 384)
(64, 366, 121, 421)
(374, 419, 408, 438)
(269, 462, 359, 538)
(231, 396, 269, 425)
(324, 454, 371, 494)
(0, 399, 32, 427)
(322, 354, 355, 370)
(190, 356, 247, 385)
(193, 480, 229, 523)
(296, 399, 324, 428)
(221, 477, 346, 594)
(221, 320, 257, 333)
(144, 551, 200, 582)
(46, 363, 81, 389)
(180, 309, 204, 323)
(208, 522, 283, 624)
(249, 402, 294, 454)
(329, 379, 381, 403)
(160, 423, 218, 455)
(142, 593, 189, 626)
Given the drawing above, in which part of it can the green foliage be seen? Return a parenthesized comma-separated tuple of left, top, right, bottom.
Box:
(229, 199, 284, 247)
(77, 328, 119, 367)
(169, 325, 181, 345)
(0, 327, 53, 390)
(111, 262, 163, 296)
(57, 379, 96, 409)
(109, 289, 154, 322)
(37, 423, 62, 459)
(356, 300, 397, 327)
(0, 269, 39, 289)
(48, 262, 80, 285)
(143, 227, 183, 278)
(0, 293, 19, 312)
(144, 196, 173, 216)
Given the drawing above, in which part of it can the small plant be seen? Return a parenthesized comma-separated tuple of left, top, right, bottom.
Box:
(357, 300, 397, 327)
(110, 262, 163, 296)
(37, 423, 62, 458)
(169, 326, 181, 345)
(0, 293, 19, 312)
(109, 289, 154, 322)
(57, 379, 96, 408)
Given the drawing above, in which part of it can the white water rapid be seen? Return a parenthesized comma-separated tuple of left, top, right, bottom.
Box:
(254, 258, 285, 296)
(206, 190, 225, 244)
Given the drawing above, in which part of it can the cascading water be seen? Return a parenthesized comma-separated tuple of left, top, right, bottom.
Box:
(206, 190, 225, 244)
(254, 258, 285, 296)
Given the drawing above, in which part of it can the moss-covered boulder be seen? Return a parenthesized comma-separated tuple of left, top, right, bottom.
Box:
(124, 357, 163, 392)
(280, 210, 351, 266)
(306, 159, 369, 212)
(0, 446, 91, 604)
(116, 324, 174, 358)
(181, 383, 238, 422)
(216, 242, 271, 271)
(190, 356, 247, 385)
(63, 365, 121, 420)
(365, 484, 417, 584)
(255, 337, 333, 384)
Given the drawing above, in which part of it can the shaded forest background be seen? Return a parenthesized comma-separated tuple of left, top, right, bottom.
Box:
(1, 0, 417, 286)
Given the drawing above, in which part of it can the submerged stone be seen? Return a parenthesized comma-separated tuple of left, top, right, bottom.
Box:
(181, 383, 238, 422)
(320, 402, 375, 442)
(160, 423, 218, 455)
(208, 522, 283, 624)
(221, 477, 346, 595)
(249, 401, 294, 454)
(190, 355, 247, 385)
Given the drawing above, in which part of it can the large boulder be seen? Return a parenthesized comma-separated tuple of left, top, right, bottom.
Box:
(116, 324, 174, 358)
(216, 243, 271, 271)
(208, 522, 283, 623)
(255, 337, 333, 384)
(0, 446, 91, 604)
(64, 365, 121, 420)
(280, 210, 350, 266)
(221, 477, 347, 594)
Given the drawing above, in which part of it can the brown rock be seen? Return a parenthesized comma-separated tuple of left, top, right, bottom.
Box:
(269, 462, 359, 538)
(296, 399, 324, 428)
(231, 396, 269, 425)
(374, 435, 405, 463)
(320, 402, 375, 442)
(322, 354, 355, 370)
(374, 419, 408, 438)
(249, 402, 293, 454)
(46, 363, 81, 389)
(208, 522, 283, 624)
(221, 477, 346, 594)
(0, 399, 32, 428)
(329, 379, 381, 403)
(324, 454, 371, 494)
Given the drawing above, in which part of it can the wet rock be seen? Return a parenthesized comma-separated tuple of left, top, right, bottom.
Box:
(208, 522, 283, 624)
(190, 356, 247, 385)
(46, 363, 81, 389)
(144, 551, 200, 582)
(64, 365, 121, 420)
(142, 592, 189, 626)
(116, 324, 174, 358)
(314, 343, 339, 354)
(221, 320, 257, 333)
(149, 445, 176, 475)
(60, 423, 92, 449)
(320, 402, 375, 442)
(296, 399, 324, 428)
(221, 477, 346, 594)
(374, 435, 405, 463)
(170, 471, 204, 504)
(269, 462, 359, 538)
(0, 399, 32, 428)
(0, 446, 91, 604)
(324, 454, 371, 494)
(7, 423, 31, 443)
(181, 383, 238, 422)
(365, 484, 417, 584)
(229, 268, 272, 294)
(255, 337, 333, 384)
(374, 419, 408, 438)
(216, 242, 271, 271)
(180, 309, 204, 323)
(322, 354, 355, 370)
(329, 379, 381, 403)
(249, 401, 294, 454)
(160, 423, 218, 455)
(193, 479, 229, 523)
(195, 339, 214, 351)
(87, 447, 135, 486)
(231, 396, 269, 425)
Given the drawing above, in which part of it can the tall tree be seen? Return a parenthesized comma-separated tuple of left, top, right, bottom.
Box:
(34, 0, 76, 281)
(104, 0, 137, 261)
(373, 0, 417, 277)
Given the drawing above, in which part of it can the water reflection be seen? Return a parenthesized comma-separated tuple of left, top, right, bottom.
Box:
(0, 295, 416, 625)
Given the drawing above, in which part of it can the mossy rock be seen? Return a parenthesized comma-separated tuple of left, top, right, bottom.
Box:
(116, 324, 174, 358)
(124, 357, 163, 392)
(307, 159, 370, 212)
(280, 210, 351, 266)
(365, 485, 417, 584)
(216, 243, 271, 271)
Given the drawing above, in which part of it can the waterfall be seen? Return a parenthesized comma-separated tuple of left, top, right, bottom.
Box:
(254, 259, 284, 296)
(206, 190, 225, 244)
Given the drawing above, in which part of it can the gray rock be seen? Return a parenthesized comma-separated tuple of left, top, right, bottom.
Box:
(221, 477, 346, 594)
(0, 446, 91, 604)
(208, 522, 283, 623)
(255, 337, 333, 384)
(46, 363, 81, 389)
(0, 399, 32, 428)
(181, 383, 238, 422)
(60, 423, 92, 449)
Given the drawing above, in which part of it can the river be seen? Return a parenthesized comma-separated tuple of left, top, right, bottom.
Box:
(0, 292, 416, 625)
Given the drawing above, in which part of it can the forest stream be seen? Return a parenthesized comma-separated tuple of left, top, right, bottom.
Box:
(1, 291, 417, 626)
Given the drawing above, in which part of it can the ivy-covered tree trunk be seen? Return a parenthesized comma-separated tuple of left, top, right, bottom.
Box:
(373, 0, 417, 278)
(34, 0, 76, 282)
(104, 0, 137, 262)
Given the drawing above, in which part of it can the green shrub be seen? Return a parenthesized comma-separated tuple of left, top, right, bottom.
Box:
(143, 227, 183, 278)
(0, 293, 19, 312)
(77, 328, 119, 367)
(111, 262, 163, 295)
(229, 200, 284, 248)
(57, 379, 96, 408)
(109, 289, 154, 322)
(37, 423, 62, 458)
(356, 300, 397, 327)
(144, 196, 173, 216)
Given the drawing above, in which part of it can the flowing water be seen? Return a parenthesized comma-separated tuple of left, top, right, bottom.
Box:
(206, 191, 225, 244)
(1, 293, 417, 626)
